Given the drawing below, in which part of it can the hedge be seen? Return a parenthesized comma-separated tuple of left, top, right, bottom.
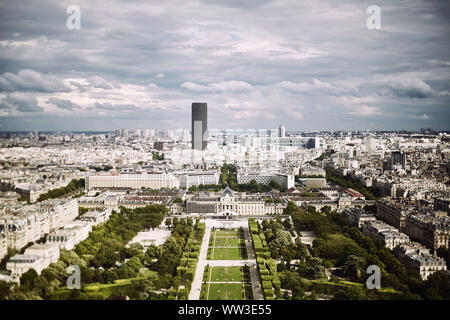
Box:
(176, 222, 205, 299)
(264, 288, 274, 298)
(248, 219, 282, 300)
(262, 281, 273, 290)
(261, 274, 272, 282)
(272, 278, 281, 290)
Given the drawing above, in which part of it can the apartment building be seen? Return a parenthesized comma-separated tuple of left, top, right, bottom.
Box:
(86, 173, 180, 190)
(0, 199, 78, 250)
(6, 243, 60, 282)
(394, 243, 447, 280)
(46, 221, 92, 250)
(237, 170, 295, 190)
(404, 213, 450, 252)
(175, 170, 220, 188)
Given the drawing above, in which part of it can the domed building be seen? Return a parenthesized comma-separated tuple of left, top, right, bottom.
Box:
(186, 185, 287, 215)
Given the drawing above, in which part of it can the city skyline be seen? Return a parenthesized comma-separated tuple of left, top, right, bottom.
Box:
(0, 0, 449, 131)
(1, 0, 450, 306)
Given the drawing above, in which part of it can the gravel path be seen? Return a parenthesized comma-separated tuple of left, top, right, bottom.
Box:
(188, 226, 211, 300)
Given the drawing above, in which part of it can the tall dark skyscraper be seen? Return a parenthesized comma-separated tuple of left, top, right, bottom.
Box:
(191, 102, 207, 151)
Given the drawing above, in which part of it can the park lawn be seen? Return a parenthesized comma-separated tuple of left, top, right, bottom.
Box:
(83, 281, 130, 292)
(50, 269, 158, 299)
(214, 230, 240, 237)
(377, 287, 400, 294)
(210, 266, 243, 282)
(210, 247, 247, 260)
(207, 228, 247, 260)
(51, 281, 130, 299)
(338, 280, 365, 287)
(307, 278, 363, 289)
(303, 278, 401, 295)
(206, 283, 247, 300)
(213, 237, 244, 247)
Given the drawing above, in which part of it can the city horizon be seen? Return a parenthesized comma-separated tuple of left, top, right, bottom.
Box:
(0, 126, 449, 133)
(0, 0, 449, 309)
(1, 129, 450, 133)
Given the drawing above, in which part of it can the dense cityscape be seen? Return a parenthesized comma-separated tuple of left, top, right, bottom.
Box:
(0, 102, 449, 300)
(0, 1, 449, 312)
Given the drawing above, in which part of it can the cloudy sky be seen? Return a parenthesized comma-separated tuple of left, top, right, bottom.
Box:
(0, 0, 449, 131)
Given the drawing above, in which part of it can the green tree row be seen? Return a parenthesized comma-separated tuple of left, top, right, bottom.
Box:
(38, 178, 85, 202)
(325, 168, 381, 200)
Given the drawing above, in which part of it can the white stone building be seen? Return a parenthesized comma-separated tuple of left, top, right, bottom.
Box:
(86, 173, 180, 190)
(7, 243, 60, 282)
(394, 243, 447, 280)
(176, 170, 220, 188)
(0, 199, 78, 251)
(77, 208, 112, 226)
(186, 187, 286, 215)
(46, 221, 92, 250)
(237, 171, 295, 190)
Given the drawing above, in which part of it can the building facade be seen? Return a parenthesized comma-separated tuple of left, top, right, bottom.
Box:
(237, 171, 295, 190)
(192, 102, 208, 151)
(6, 243, 60, 282)
(186, 187, 286, 215)
(176, 171, 220, 188)
(361, 220, 410, 250)
(0, 199, 78, 250)
(376, 199, 408, 230)
(434, 198, 450, 214)
(404, 213, 450, 252)
(394, 243, 447, 280)
(86, 173, 180, 190)
(46, 221, 92, 250)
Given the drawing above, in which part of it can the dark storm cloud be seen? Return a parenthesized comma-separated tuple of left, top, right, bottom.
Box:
(377, 77, 434, 99)
(0, 94, 43, 112)
(47, 97, 80, 110)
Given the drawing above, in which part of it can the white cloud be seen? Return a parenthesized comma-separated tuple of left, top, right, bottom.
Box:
(285, 106, 304, 120)
(276, 79, 356, 96)
(213, 38, 326, 60)
(0, 69, 70, 92)
(88, 76, 113, 89)
(347, 105, 381, 117)
(181, 80, 254, 93)
(411, 113, 431, 120)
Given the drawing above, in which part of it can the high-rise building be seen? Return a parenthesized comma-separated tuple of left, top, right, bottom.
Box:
(191, 102, 208, 151)
(278, 125, 286, 138)
(117, 129, 128, 137)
